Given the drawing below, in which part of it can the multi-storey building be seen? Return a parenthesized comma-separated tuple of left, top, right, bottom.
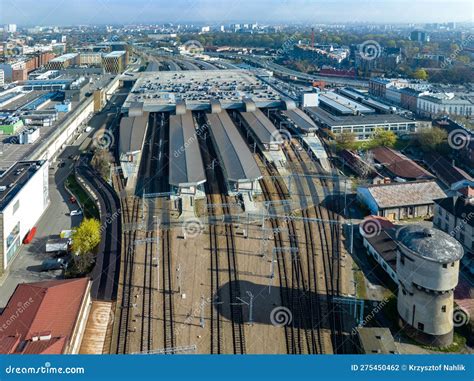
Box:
(102, 51, 128, 74)
(46, 53, 79, 70)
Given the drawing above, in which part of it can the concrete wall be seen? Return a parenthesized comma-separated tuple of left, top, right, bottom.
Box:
(396, 244, 460, 345)
(0, 161, 49, 273)
(397, 246, 460, 292)
(363, 239, 398, 283)
(67, 281, 92, 354)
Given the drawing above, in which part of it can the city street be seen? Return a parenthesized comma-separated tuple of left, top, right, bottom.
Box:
(0, 98, 121, 307)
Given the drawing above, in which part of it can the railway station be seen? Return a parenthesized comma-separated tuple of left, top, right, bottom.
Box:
(168, 111, 207, 214)
(119, 113, 149, 189)
(236, 108, 287, 167)
(122, 70, 285, 114)
(277, 107, 331, 172)
(206, 110, 262, 198)
(281, 108, 319, 136)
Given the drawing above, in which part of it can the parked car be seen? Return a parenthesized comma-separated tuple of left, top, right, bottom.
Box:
(69, 196, 77, 204)
(70, 210, 82, 216)
(58, 162, 66, 168)
(41, 258, 66, 271)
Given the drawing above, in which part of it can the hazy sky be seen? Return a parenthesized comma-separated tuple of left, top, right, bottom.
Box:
(1, 0, 473, 26)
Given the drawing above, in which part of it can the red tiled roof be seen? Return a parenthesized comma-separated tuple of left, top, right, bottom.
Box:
(0, 278, 89, 354)
(21, 337, 67, 354)
(371, 147, 434, 180)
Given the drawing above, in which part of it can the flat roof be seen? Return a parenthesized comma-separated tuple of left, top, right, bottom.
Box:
(104, 50, 126, 58)
(169, 111, 206, 186)
(357, 328, 397, 354)
(240, 108, 279, 146)
(123, 70, 284, 112)
(319, 92, 374, 115)
(206, 111, 262, 183)
(0, 161, 45, 211)
(305, 106, 415, 127)
(119, 114, 149, 155)
(49, 53, 78, 62)
(282, 108, 319, 132)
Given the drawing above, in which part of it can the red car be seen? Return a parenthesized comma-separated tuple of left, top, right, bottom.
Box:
(69, 196, 77, 204)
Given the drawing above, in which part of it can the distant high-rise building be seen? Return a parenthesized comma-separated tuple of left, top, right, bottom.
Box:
(6, 24, 17, 33)
(410, 30, 430, 43)
(0, 69, 4, 87)
(201, 26, 210, 33)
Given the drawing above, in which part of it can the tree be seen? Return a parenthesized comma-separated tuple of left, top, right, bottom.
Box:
(91, 149, 112, 180)
(335, 131, 356, 151)
(71, 218, 101, 255)
(368, 129, 397, 148)
(417, 127, 447, 151)
(413, 68, 428, 80)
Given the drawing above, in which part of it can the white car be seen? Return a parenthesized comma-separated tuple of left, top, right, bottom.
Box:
(70, 210, 83, 216)
(85, 126, 92, 133)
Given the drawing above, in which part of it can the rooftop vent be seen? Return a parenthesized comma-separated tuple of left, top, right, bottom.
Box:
(422, 227, 434, 237)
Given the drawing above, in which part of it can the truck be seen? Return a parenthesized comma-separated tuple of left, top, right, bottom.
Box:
(45, 238, 70, 253)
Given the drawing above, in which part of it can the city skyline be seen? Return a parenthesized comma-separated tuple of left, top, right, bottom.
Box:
(1, 0, 473, 26)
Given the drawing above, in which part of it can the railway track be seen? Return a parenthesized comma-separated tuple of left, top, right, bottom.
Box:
(257, 154, 316, 354)
(161, 225, 175, 350)
(288, 138, 344, 353)
(199, 115, 246, 354)
(115, 191, 141, 354)
(282, 144, 326, 354)
(140, 230, 155, 352)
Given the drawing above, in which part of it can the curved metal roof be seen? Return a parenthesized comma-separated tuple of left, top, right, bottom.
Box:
(240, 108, 279, 146)
(169, 111, 206, 187)
(206, 111, 261, 182)
(119, 114, 148, 154)
(282, 108, 319, 132)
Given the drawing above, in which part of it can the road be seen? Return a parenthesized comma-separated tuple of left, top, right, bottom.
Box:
(0, 91, 127, 307)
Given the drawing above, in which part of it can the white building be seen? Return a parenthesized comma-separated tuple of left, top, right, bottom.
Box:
(396, 225, 463, 347)
(0, 161, 49, 275)
(6, 24, 17, 33)
(417, 92, 474, 118)
(0, 69, 4, 87)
